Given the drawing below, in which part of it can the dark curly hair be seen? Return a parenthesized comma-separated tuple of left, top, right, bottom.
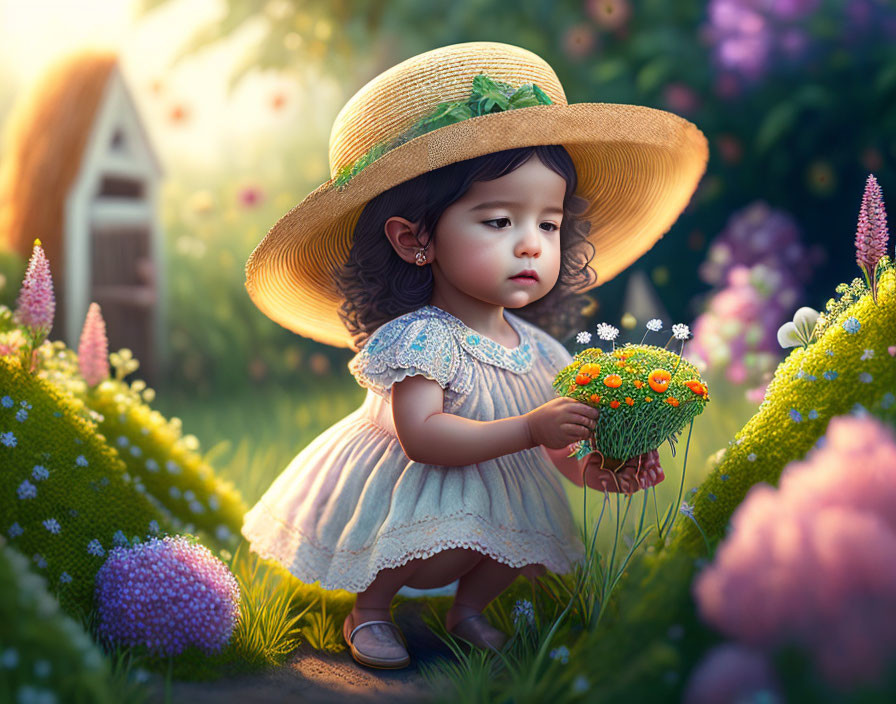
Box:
(331, 145, 598, 351)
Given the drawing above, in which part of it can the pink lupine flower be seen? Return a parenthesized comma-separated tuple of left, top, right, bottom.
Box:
(854, 174, 889, 303)
(78, 302, 110, 387)
(14, 239, 55, 339)
(693, 415, 896, 691)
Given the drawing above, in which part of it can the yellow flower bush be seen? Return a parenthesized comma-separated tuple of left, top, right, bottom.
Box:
(673, 263, 896, 554)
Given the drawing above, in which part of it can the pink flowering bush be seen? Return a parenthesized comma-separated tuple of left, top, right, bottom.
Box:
(94, 535, 241, 657)
(683, 643, 783, 704)
(692, 414, 896, 690)
(687, 201, 825, 400)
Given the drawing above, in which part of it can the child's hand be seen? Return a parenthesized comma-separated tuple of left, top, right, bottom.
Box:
(525, 397, 599, 450)
(583, 448, 665, 494)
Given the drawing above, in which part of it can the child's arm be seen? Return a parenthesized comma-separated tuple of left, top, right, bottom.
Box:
(391, 374, 597, 466)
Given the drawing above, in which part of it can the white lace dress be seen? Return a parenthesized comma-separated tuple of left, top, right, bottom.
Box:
(241, 305, 586, 593)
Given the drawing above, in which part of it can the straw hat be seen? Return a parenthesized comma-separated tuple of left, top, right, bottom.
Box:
(245, 41, 709, 350)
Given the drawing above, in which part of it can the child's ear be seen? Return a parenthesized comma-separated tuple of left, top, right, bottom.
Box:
(384, 216, 434, 265)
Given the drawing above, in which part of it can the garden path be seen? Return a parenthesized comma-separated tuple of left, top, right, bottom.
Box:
(144, 599, 457, 704)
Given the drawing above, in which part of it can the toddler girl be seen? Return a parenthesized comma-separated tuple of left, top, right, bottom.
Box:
(241, 42, 708, 670)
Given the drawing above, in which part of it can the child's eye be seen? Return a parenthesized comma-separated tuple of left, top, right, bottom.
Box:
(483, 218, 560, 231)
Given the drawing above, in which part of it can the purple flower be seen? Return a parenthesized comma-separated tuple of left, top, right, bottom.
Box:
(1, 432, 16, 447)
(17, 480, 37, 500)
(93, 535, 241, 656)
(854, 174, 889, 302)
(693, 415, 896, 690)
(87, 539, 105, 557)
(78, 302, 110, 387)
(14, 239, 55, 338)
(683, 643, 783, 704)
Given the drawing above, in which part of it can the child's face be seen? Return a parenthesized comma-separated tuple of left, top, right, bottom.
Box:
(429, 154, 566, 310)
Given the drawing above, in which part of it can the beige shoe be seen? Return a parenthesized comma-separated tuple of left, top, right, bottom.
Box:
(343, 612, 410, 669)
(448, 613, 508, 651)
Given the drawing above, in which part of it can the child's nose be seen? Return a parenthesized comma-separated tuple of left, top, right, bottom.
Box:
(515, 226, 542, 257)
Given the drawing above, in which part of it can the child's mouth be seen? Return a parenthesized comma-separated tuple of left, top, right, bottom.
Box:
(510, 270, 539, 283)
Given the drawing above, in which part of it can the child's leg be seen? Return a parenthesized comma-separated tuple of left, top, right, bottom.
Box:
(352, 547, 483, 623)
(445, 555, 526, 631)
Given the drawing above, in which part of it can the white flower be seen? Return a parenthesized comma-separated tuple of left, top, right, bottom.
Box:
(575, 331, 592, 345)
(672, 323, 690, 340)
(596, 322, 619, 341)
(776, 306, 820, 348)
(860, 348, 874, 361)
(646, 318, 663, 332)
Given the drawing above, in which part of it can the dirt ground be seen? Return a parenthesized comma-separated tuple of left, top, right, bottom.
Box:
(144, 599, 459, 704)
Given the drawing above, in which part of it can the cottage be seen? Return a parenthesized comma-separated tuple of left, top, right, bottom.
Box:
(0, 49, 166, 385)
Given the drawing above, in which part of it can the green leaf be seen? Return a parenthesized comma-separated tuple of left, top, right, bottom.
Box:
(875, 63, 896, 99)
(636, 58, 671, 95)
(532, 84, 553, 105)
(169, 2, 258, 70)
(508, 84, 551, 109)
(592, 59, 627, 84)
(754, 100, 799, 155)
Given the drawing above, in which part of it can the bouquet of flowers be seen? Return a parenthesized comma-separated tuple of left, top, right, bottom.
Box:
(553, 319, 710, 471)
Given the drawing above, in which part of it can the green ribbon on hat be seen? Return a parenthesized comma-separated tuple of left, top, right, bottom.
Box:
(333, 74, 553, 190)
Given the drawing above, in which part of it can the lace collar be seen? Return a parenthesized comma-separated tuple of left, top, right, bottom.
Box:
(420, 305, 534, 374)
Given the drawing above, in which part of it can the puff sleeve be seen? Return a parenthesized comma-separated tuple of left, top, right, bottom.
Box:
(347, 311, 463, 403)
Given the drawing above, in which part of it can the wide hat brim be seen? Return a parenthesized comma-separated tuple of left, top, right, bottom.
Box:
(245, 102, 709, 351)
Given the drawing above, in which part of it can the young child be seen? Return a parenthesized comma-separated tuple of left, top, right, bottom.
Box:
(241, 41, 708, 670)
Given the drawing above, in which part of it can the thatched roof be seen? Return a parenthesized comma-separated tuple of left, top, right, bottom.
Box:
(0, 49, 119, 275)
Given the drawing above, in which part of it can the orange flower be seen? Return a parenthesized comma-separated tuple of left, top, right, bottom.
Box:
(648, 369, 671, 393)
(610, 399, 620, 409)
(644, 396, 653, 402)
(685, 379, 706, 395)
(625, 397, 634, 406)
(575, 373, 592, 386)
(616, 360, 625, 367)
(603, 374, 623, 388)
(663, 396, 680, 407)
(589, 393, 601, 404)
(633, 380, 644, 389)
(579, 363, 601, 377)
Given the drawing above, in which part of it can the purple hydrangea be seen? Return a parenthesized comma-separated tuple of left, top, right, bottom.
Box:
(94, 535, 241, 657)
